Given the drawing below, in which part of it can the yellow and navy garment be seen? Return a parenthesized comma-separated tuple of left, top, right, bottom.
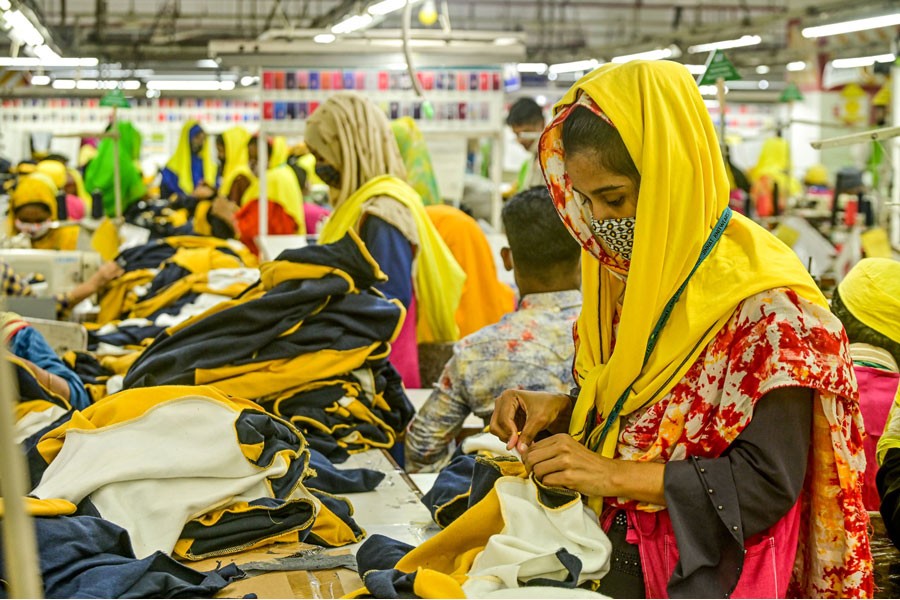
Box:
(27, 385, 372, 560)
(350, 459, 611, 599)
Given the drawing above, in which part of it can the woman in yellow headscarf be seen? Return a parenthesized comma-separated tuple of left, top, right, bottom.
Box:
(490, 61, 871, 598)
(305, 92, 465, 389)
(228, 135, 306, 256)
(160, 120, 217, 200)
(7, 173, 79, 250)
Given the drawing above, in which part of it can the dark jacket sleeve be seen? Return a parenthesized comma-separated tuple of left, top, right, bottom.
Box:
(663, 391, 813, 599)
(359, 215, 414, 308)
(878, 447, 900, 550)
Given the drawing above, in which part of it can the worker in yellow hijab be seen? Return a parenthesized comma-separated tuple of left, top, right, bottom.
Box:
(490, 61, 871, 598)
(7, 174, 79, 250)
(160, 120, 217, 200)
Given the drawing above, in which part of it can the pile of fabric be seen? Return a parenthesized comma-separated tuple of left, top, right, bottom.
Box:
(7, 384, 386, 597)
(123, 231, 414, 459)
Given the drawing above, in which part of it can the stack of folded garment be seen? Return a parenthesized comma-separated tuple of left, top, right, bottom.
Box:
(123, 231, 414, 459)
(25, 385, 385, 561)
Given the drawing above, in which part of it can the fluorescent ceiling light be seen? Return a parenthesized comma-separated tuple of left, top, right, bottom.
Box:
(494, 37, 519, 46)
(0, 56, 99, 67)
(313, 33, 336, 43)
(0, 0, 11, 10)
(758, 80, 769, 90)
(517, 62, 548, 74)
(803, 13, 900, 38)
(3, 10, 44, 47)
(51, 79, 76, 89)
(682, 64, 706, 75)
(831, 53, 895, 69)
(332, 14, 374, 34)
(549, 59, 600, 74)
(386, 62, 408, 71)
(31, 74, 50, 85)
(146, 80, 236, 91)
(32, 44, 60, 61)
(240, 75, 258, 86)
(699, 84, 728, 95)
(195, 59, 220, 68)
(756, 65, 770, 75)
(121, 80, 141, 90)
(612, 47, 674, 63)
(688, 35, 761, 54)
(786, 61, 806, 71)
(368, 0, 408, 16)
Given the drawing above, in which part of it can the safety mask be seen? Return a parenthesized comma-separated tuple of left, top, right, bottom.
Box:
(315, 164, 342, 189)
(15, 219, 51, 240)
(589, 216, 636, 262)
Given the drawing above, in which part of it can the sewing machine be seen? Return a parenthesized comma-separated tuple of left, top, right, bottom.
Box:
(0, 249, 102, 296)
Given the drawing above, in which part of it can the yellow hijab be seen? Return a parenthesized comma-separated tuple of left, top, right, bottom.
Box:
(166, 120, 216, 195)
(318, 176, 465, 343)
(241, 166, 306, 234)
(220, 126, 251, 185)
(8, 174, 79, 250)
(270, 136, 289, 168)
(538, 61, 826, 457)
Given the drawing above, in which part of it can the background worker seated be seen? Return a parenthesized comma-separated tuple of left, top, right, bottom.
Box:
(405, 186, 582, 472)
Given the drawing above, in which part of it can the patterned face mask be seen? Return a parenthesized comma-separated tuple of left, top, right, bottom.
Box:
(589, 216, 635, 261)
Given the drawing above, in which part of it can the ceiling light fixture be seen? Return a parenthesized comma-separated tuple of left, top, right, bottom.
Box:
(803, 13, 900, 38)
(612, 47, 676, 63)
(368, 0, 408, 16)
(30, 74, 50, 85)
(688, 35, 761, 54)
(0, 56, 99, 67)
(331, 14, 374, 35)
(313, 33, 336, 43)
(51, 79, 76, 90)
(548, 59, 601, 74)
(698, 84, 728, 95)
(146, 80, 236, 91)
(831, 53, 895, 69)
(0, 0, 11, 10)
(756, 65, 770, 75)
(682, 64, 706, 75)
(516, 62, 548, 74)
(32, 44, 60, 61)
(3, 10, 44, 47)
(786, 61, 807, 71)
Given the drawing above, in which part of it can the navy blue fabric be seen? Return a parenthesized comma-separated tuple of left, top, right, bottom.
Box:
(88, 324, 165, 351)
(11, 327, 90, 410)
(65, 351, 114, 387)
(359, 569, 420, 599)
(0, 515, 239, 598)
(22, 411, 74, 488)
(117, 240, 178, 271)
(420, 454, 476, 527)
(304, 430, 350, 464)
(357, 534, 415, 573)
(306, 448, 385, 493)
(359, 215, 414, 307)
(159, 167, 183, 199)
(305, 490, 365, 548)
(525, 549, 583, 588)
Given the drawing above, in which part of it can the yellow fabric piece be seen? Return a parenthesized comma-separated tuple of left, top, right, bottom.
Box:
(194, 345, 385, 402)
(411, 569, 467, 598)
(99, 350, 144, 375)
(78, 144, 98, 168)
(540, 63, 827, 476)
(97, 269, 157, 323)
(425, 204, 516, 338)
(877, 388, 900, 465)
(221, 126, 252, 185)
(242, 164, 307, 233)
(318, 175, 465, 342)
(838, 257, 900, 343)
(804, 164, 829, 186)
(860, 228, 894, 259)
(166, 120, 216, 195)
(271, 136, 289, 168)
(309, 492, 366, 546)
(0, 497, 77, 518)
(68, 168, 93, 207)
(36, 160, 67, 188)
(90, 218, 120, 261)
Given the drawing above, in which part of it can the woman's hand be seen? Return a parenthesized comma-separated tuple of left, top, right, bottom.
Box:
(88, 261, 124, 291)
(194, 182, 216, 199)
(490, 390, 573, 453)
(523, 434, 667, 505)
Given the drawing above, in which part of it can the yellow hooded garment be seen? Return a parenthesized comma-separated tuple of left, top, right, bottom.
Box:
(270, 136, 289, 168)
(241, 166, 306, 234)
(8, 174, 79, 250)
(165, 120, 217, 195)
(538, 61, 826, 459)
(318, 176, 465, 343)
(220, 126, 251, 186)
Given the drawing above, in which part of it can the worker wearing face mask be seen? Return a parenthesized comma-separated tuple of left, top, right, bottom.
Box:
(506, 97, 547, 194)
(6, 173, 79, 250)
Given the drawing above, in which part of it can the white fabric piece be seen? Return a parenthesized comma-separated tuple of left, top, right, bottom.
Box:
(105, 375, 124, 395)
(15, 404, 69, 444)
(153, 293, 233, 328)
(93, 342, 136, 357)
(460, 432, 522, 461)
(31, 397, 293, 557)
(205, 267, 260, 291)
(461, 476, 612, 598)
(94, 318, 154, 336)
